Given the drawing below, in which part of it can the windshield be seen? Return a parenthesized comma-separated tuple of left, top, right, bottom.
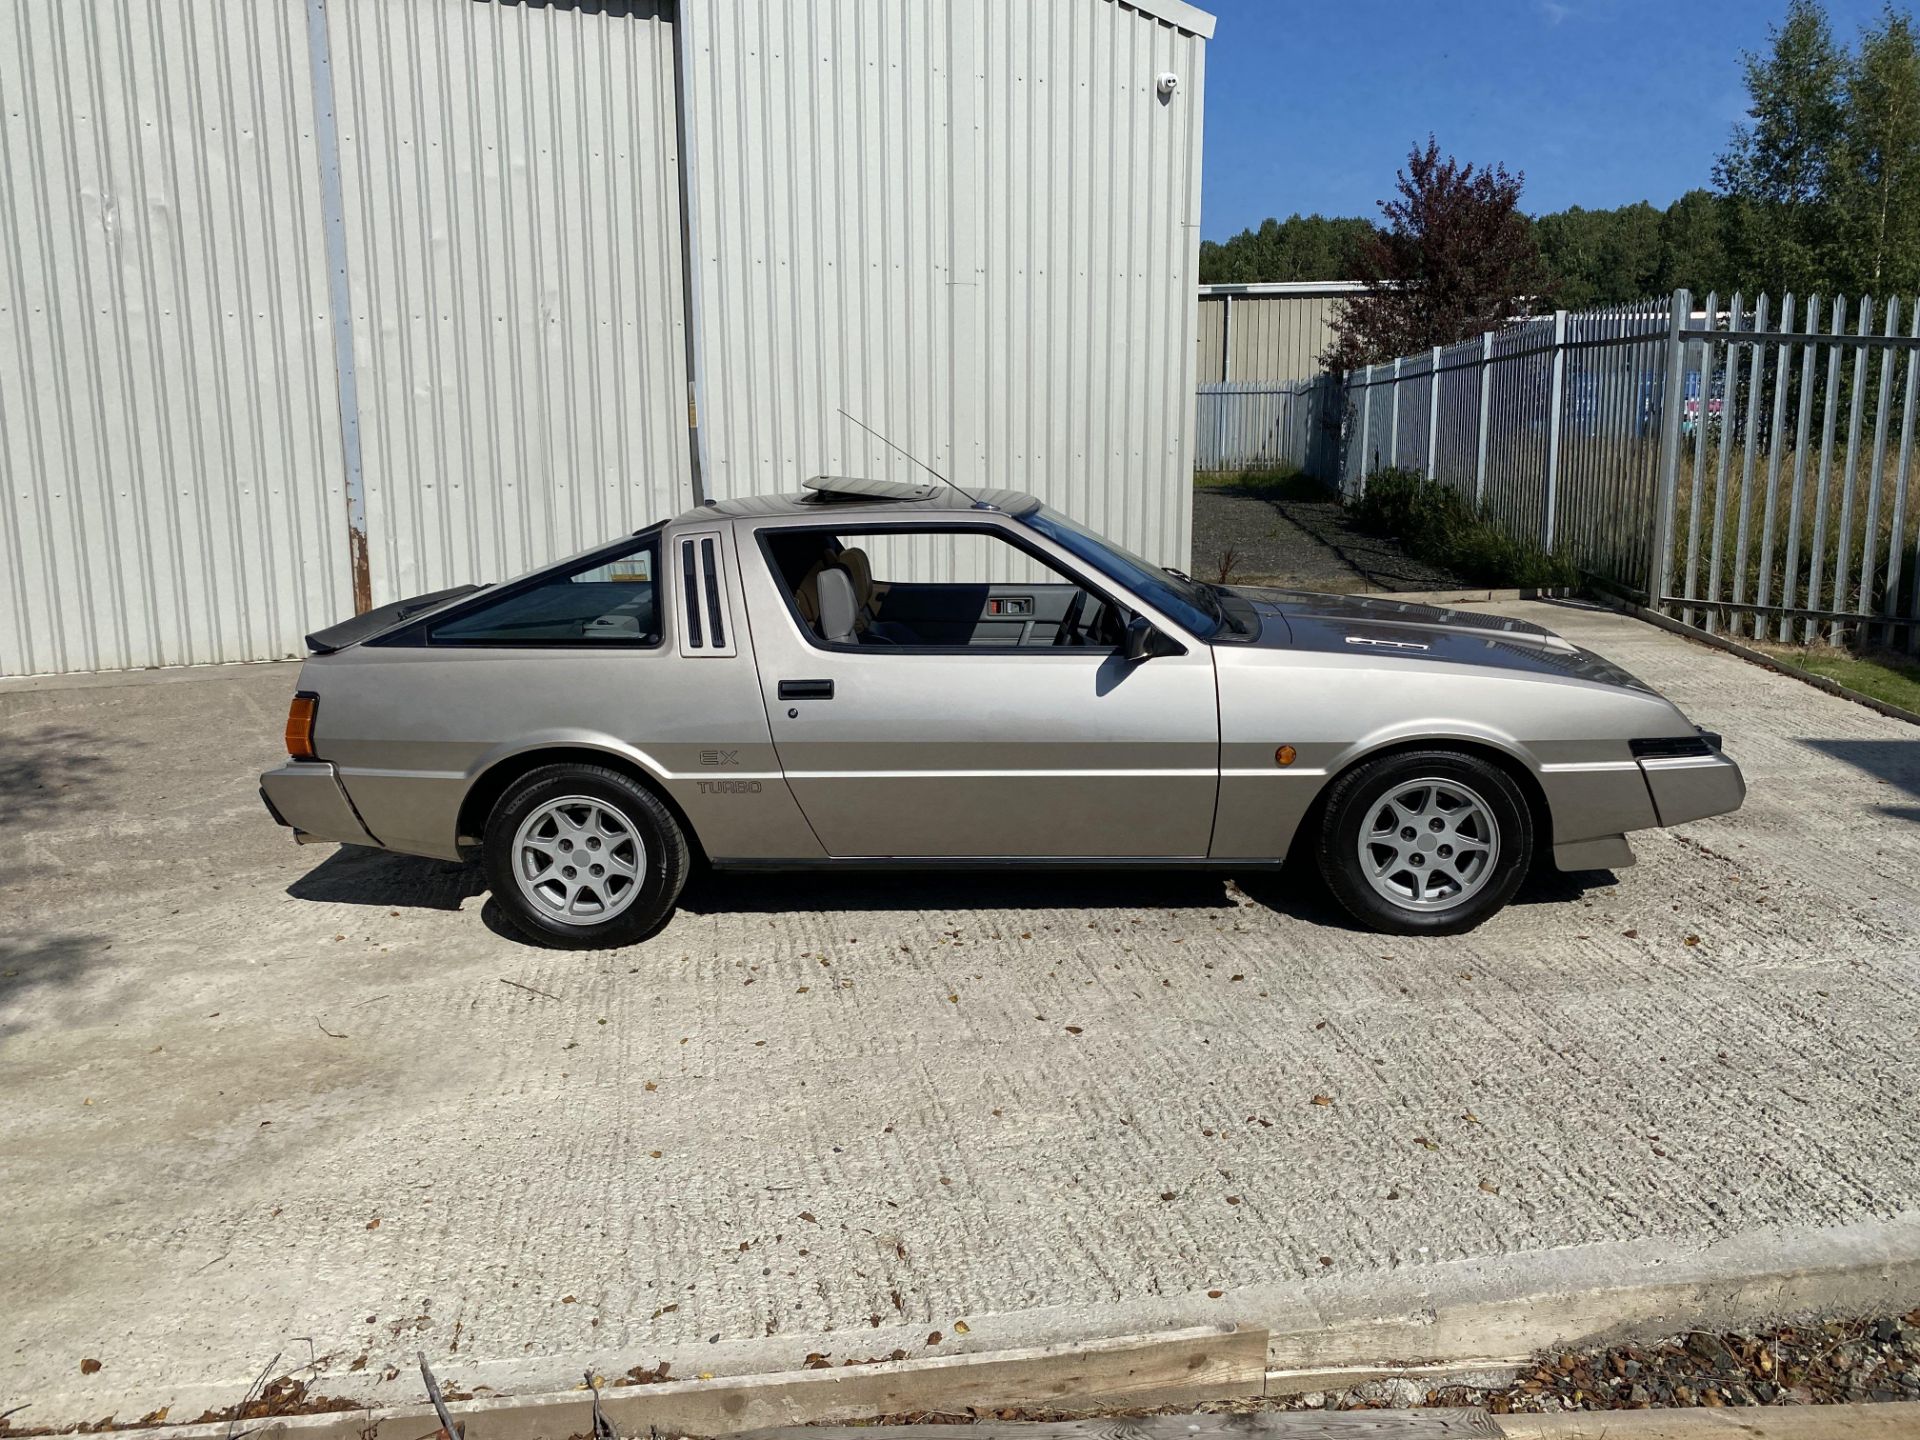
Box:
(1019, 505, 1221, 638)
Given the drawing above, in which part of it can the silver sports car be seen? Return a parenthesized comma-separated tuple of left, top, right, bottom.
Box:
(260, 477, 1744, 945)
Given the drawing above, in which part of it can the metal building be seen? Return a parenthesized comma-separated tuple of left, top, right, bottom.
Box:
(1194, 280, 1364, 383)
(0, 0, 1213, 678)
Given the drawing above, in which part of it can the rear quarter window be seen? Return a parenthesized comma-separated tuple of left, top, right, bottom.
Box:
(425, 538, 661, 647)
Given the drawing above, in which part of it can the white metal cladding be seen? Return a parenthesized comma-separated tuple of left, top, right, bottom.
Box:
(0, 0, 352, 677)
(326, 0, 692, 609)
(680, 0, 1209, 580)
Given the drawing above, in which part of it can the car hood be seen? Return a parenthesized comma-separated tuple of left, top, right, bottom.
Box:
(1223, 586, 1655, 693)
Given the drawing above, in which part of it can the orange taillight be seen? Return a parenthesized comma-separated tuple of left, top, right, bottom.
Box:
(285, 692, 320, 761)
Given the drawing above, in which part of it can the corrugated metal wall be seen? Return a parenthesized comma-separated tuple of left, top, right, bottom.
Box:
(327, 0, 691, 608)
(681, 0, 1208, 574)
(0, 0, 352, 676)
(2, 0, 1209, 675)
(1193, 291, 1346, 384)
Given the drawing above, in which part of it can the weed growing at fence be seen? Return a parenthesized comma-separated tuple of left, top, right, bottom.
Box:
(1352, 469, 1580, 589)
(1752, 643, 1920, 713)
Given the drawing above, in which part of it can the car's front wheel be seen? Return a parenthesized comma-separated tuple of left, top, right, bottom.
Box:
(1317, 749, 1532, 936)
(482, 763, 689, 948)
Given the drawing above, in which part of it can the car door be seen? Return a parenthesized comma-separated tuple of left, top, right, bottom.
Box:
(740, 517, 1220, 859)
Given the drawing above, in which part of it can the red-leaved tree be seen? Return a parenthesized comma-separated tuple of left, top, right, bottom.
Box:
(1326, 137, 1553, 370)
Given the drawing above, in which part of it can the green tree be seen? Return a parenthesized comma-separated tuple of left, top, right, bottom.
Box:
(1534, 202, 1662, 306)
(1657, 189, 1738, 295)
(1831, 8, 1920, 291)
(1716, 0, 1848, 290)
(1198, 213, 1375, 283)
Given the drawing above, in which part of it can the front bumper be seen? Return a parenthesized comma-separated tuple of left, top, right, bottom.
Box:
(1638, 751, 1746, 827)
(259, 761, 379, 847)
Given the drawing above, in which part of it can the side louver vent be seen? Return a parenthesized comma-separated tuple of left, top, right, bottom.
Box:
(677, 532, 736, 658)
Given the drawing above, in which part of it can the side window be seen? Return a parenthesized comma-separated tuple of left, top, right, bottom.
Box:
(427, 537, 660, 647)
(760, 526, 1130, 652)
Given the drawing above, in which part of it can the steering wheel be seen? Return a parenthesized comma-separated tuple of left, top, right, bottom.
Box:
(1053, 587, 1089, 646)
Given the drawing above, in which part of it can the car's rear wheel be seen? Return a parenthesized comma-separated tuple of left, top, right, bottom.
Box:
(482, 763, 688, 949)
(1317, 749, 1532, 935)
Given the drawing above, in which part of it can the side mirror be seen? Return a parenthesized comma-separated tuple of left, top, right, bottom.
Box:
(1122, 614, 1166, 662)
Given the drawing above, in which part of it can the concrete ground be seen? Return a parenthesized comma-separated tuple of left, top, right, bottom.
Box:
(4, 599, 1918, 1428)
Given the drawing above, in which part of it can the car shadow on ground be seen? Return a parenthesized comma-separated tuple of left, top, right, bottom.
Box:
(288, 846, 1620, 936)
(676, 866, 1246, 916)
(286, 845, 486, 911)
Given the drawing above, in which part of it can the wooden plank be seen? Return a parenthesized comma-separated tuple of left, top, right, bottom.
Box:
(118, 1329, 1269, 1440)
(737, 1412, 1503, 1440)
(599, 1327, 1268, 1436)
(1496, 1401, 1920, 1439)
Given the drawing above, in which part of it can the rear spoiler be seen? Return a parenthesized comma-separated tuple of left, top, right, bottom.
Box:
(305, 584, 485, 653)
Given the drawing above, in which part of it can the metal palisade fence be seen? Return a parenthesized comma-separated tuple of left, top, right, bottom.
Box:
(1194, 378, 1344, 476)
(1324, 289, 1920, 648)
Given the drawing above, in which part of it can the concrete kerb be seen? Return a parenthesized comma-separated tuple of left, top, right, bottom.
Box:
(53, 1215, 1920, 1440)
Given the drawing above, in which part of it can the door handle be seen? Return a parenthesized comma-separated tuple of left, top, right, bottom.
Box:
(778, 679, 835, 700)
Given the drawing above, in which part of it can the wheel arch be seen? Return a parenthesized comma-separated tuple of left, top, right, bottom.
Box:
(1289, 735, 1553, 866)
(456, 745, 707, 864)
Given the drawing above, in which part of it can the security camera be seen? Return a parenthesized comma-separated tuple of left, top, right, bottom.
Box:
(1157, 72, 1180, 96)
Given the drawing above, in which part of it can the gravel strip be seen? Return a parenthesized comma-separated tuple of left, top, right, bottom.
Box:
(1189, 479, 1465, 593)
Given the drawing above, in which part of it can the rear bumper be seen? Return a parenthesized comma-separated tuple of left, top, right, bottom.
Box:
(1639, 751, 1746, 827)
(259, 761, 379, 847)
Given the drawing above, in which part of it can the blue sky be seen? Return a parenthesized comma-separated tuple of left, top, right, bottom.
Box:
(1199, 0, 1896, 240)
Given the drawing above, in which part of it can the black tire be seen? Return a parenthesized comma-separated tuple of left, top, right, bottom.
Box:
(1316, 748, 1533, 936)
(482, 763, 689, 949)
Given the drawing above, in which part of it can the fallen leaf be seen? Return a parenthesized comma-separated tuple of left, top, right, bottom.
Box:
(561, 1295, 577, 1304)
(1684, 935, 1701, 946)
(1225, 1195, 1242, 1206)
(365, 1218, 381, 1230)
(800, 1211, 817, 1223)
(81, 1358, 102, 1376)
(644, 1081, 657, 1092)
(1160, 1190, 1176, 1201)
(1480, 1179, 1501, 1195)
(1318, 1256, 1333, 1268)
(1623, 929, 1639, 938)
(926, 1330, 943, 1346)
(1413, 1136, 1439, 1151)
(1064, 1026, 1083, 1035)
(1311, 1094, 1333, 1107)
(953, 1320, 970, 1334)
(649, 1150, 663, 1158)
(1207, 1289, 1224, 1299)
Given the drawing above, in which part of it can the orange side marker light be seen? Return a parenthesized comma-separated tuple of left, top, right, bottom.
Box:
(286, 692, 320, 761)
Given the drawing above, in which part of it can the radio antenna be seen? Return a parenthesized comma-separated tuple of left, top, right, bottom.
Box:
(837, 408, 993, 509)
